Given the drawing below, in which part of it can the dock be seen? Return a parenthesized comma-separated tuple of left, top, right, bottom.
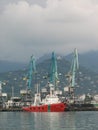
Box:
(0, 104, 98, 112)
(66, 103, 98, 111)
(0, 108, 23, 112)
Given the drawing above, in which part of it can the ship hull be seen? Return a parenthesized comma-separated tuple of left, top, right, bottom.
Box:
(22, 103, 66, 112)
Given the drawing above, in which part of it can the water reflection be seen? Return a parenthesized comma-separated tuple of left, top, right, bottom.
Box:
(1, 111, 98, 130)
(0, 112, 76, 130)
(33, 112, 76, 130)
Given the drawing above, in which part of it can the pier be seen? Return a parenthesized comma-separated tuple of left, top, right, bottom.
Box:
(0, 107, 23, 112)
(66, 103, 98, 111)
(0, 103, 98, 112)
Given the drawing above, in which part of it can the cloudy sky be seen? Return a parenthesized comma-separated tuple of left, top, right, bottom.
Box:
(0, 0, 98, 62)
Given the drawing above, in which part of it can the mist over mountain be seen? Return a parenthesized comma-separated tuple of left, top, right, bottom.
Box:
(0, 60, 27, 72)
(65, 50, 98, 72)
(79, 51, 98, 72)
(0, 50, 98, 73)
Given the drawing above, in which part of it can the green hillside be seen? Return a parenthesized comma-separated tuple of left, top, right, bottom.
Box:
(0, 57, 98, 96)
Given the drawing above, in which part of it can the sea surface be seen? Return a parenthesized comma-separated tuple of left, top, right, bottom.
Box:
(0, 111, 98, 130)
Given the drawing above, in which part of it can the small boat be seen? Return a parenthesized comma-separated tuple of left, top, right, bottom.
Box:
(22, 84, 67, 112)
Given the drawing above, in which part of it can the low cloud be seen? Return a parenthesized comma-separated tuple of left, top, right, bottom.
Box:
(0, 0, 98, 61)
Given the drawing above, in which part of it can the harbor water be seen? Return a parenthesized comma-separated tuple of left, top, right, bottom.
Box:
(0, 111, 98, 130)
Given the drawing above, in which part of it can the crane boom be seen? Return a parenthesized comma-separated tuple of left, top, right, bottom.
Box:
(27, 55, 36, 90)
(50, 52, 58, 88)
(71, 48, 79, 87)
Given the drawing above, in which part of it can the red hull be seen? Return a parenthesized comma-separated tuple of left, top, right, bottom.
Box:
(22, 103, 66, 112)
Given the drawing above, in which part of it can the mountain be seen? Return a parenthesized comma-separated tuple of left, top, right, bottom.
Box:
(0, 50, 98, 96)
(38, 50, 98, 72)
(37, 53, 63, 64)
(0, 60, 27, 72)
(65, 50, 98, 72)
(79, 51, 98, 72)
(0, 50, 98, 73)
(0, 57, 98, 97)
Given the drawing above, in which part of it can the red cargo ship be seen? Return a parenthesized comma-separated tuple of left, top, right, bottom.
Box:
(22, 86, 67, 112)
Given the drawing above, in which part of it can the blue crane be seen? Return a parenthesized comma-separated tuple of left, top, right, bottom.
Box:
(66, 48, 79, 98)
(49, 52, 59, 88)
(27, 55, 36, 90)
(70, 48, 79, 88)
